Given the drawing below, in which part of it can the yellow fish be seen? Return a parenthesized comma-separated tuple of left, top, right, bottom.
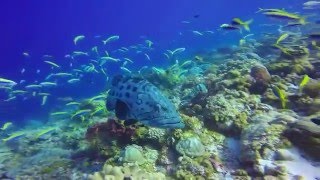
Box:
(272, 85, 288, 109)
(231, 18, 253, 31)
(71, 109, 91, 119)
(276, 33, 289, 44)
(256, 8, 287, 13)
(3, 131, 25, 142)
(35, 127, 56, 139)
(239, 39, 246, 46)
(44, 61, 60, 68)
(263, 11, 305, 24)
(299, 75, 310, 93)
(89, 94, 106, 102)
(273, 44, 291, 55)
(1, 122, 12, 130)
(90, 107, 105, 116)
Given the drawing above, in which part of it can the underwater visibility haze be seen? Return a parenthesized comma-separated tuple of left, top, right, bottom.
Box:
(0, 0, 320, 179)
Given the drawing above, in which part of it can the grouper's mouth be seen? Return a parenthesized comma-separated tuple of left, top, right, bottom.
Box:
(139, 116, 185, 128)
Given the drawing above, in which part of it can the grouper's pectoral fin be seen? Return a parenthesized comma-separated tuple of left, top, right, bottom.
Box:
(115, 99, 129, 120)
(106, 96, 116, 111)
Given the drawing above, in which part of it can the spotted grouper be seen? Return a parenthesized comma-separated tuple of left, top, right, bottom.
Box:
(106, 75, 185, 128)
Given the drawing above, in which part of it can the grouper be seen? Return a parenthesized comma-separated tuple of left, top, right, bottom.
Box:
(106, 75, 185, 128)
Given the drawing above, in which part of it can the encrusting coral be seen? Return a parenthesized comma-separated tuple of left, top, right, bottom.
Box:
(88, 164, 166, 180)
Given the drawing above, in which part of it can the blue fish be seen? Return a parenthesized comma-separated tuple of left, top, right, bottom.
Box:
(106, 75, 185, 128)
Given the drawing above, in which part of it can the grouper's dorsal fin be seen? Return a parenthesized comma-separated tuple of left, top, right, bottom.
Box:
(112, 75, 144, 86)
(111, 75, 124, 86)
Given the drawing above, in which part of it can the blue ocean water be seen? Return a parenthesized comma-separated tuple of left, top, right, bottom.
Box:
(1, 0, 302, 74)
(0, 0, 303, 122)
(0, 1, 309, 131)
(1, 0, 319, 178)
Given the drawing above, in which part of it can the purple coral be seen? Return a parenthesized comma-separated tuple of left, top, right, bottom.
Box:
(85, 119, 136, 144)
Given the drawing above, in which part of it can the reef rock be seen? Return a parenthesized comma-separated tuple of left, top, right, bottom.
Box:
(249, 64, 271, 94)
(204, 92, 253, 135)
(240, 111, 292, 163)
(284, 120, 320, 161)
(303, 79, 320, 98)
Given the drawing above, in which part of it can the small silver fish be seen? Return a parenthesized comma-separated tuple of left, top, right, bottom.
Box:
(124, 58, 133, 63)
(167, 48, 186, 55)
(22, 52, 30, 58)
(74, 35, 85, 45)
(0, 78, 17, 89)
(102, 35, 120, 45)
(68, 79, 80, 84)
(100, 56, 121, 62)
(192, 30, 203, 36)
(144, 53, 151, 61)
(120, 67, 132, 74)
(72, 51, 89, 57)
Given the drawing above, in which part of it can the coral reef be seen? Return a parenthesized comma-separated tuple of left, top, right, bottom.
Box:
(2, 18, 320, 179)
(203, 91, 255, 135)
(268, 45, 314, 75)
(85, 119, 136, 146)
(240, 110, 298, 175)
(88, 164, 166, 180)
(175, 136, 205, 157)
(303, 79, 320, 98)
(284, 119, 320, 161)
(118, 145, 145, 164)
(134, 126, 167, 146)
